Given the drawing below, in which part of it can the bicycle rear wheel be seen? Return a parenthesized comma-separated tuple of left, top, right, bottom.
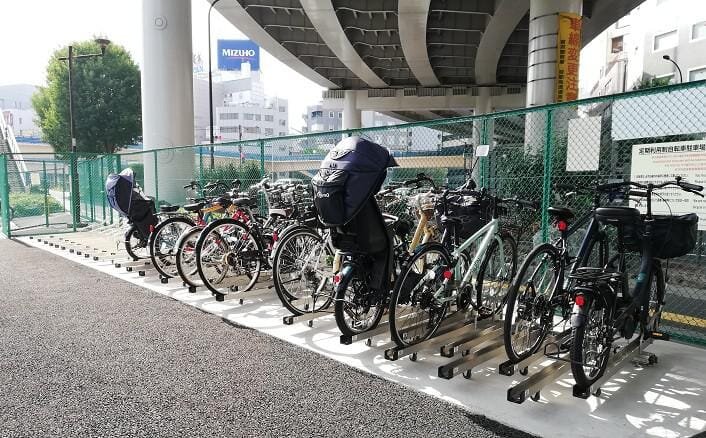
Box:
(388, 243, 451, 348)
(273, 227, 334, 315)
(124, 225, 149, 260)
(195, 219, 262, 294)
(475, 232, 517, 318)
(570, 295, 611, 387)
(333, 263, 386, 336)
(149, 216, 195, 278)
(503, 243, 561, 363)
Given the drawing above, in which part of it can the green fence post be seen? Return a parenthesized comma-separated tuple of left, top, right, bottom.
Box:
(88, 161, 95, 222)
(69, 154, 77, 231)
(199, 146, 204, 194)
(100, 156, 106, 224)
(153, 150, 159, 205)
(61, 165, 66, 212)
(108, 155, 114, 224)
(259, 140, 265, 177)
(540, 109, 554, 243)
(0, 155, 10, 238)
(480, 118, 489, 188)
(43, 161, 49, 227)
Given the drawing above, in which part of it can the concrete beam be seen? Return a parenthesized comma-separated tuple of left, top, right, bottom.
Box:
(399, 0, 440, 86)
(322, 88, 526, 112)
(299, 0, 387, 88)
(475, 0, 529, 85)
(214, 1, 338, 89)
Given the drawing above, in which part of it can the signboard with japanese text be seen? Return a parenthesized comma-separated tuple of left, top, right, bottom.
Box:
(217, 40, 260, 71)
(630, 140, 706, 230)
(556, 12, 581, 102)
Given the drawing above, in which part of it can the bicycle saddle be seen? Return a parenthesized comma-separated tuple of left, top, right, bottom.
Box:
(547, 207, 574, 221)
(183, 202, 205, 212)
(160, 205, 179, 213)
(594, 207, 640, 225)
(232, 197, 255, 208)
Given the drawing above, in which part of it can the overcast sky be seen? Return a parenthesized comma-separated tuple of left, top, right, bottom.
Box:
(0, 0, 325, 130)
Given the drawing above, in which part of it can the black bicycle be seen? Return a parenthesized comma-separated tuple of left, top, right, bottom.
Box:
(569, 177, 702, 387)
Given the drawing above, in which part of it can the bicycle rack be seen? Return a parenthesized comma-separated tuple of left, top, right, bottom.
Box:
(437, 321, 505, 379)
(498, 330, 572, 377)
(572, 336, 657, 399)
(213, 280, 275, 304)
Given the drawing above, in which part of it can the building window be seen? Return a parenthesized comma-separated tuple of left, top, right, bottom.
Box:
(265, 128, 274, 136)
(279, 106, 286, 112)
(688, 66, 706, 81)
(244, 113, 254, 121)
(692, 21, 706, 41)
(653, 30, 677, 51)
(279, 132, 286, 136)
(255, 114, 261, 121)
(338, 112, 342, 118)
(329, 111, 334, 118)
(279, 119, 286, 126)
(311, 110, 322, 118)
(220, 113, 238, 120)
(244, 126, 260, 134)
(610, 36, 624, 53)
(265, 115, 274, 122)
(221, 127, 239, 133)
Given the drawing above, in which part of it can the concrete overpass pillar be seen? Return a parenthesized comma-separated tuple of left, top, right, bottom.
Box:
(141, 0, 195, 203)
(525, 0, 582, 154)
(343, 90, 361, 130)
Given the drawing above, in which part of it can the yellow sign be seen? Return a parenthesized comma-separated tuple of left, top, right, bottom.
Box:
(556, 12, 581, 102)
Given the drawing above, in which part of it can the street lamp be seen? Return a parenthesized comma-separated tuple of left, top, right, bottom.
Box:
(58, 37, 111, 227)
(662, 55, 683, 83)
(208, 0, 222, 170)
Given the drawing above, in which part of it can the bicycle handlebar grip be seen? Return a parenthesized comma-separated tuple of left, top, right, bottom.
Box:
(182, 184, 192, 189)
(680, 181, 704, 192)
(628, 190, 648, 197)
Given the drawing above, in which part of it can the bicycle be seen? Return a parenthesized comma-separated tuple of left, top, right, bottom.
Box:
(569, 177, 702, 387)
(503, 184, 616, 363)
(388, 181, 536, 348)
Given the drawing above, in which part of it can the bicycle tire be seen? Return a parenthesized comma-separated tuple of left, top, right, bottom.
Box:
(175, 225, 206, 288)
(570, 295, 611, 388)
(503, 243, 561, 363)
(334, 263, 386, 336)
(273, 227, 334, 315)
(124, 225, 149, 260)
(474, 232, 517, 318)
(645, 261, 665, 335)
(149, 216, 195, 278)
(195, 218, 262, 294)
(388, 242, 452, 348)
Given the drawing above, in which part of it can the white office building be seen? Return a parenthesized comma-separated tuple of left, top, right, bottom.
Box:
(193, 67, 288, 143)
(582, 0, 706, 97)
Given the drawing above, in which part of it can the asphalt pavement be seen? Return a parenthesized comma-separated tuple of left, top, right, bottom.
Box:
(0, 238, 533, 438)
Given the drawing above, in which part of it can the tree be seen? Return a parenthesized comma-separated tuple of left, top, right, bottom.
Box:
(632, 74, 672, 90)
(32, 39, 141, 154)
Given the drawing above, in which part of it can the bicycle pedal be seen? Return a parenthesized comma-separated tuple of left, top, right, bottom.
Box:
(649, 331, 670, 341)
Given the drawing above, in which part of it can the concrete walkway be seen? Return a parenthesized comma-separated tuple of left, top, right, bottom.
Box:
(0, 238, 530, 438)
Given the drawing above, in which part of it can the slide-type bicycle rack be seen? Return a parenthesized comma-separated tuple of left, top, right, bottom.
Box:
(28, 228, 668, 406)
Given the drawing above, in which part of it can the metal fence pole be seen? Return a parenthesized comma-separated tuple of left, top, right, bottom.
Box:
(88, 160, 95, 222)
(69, 154, 77, 231)
(259, 140, 265, 177)
(153, 150, 159, 205)
(43, 161, 49, 227)
(540, 109, 553, 243)
(61, 165, 66, 212)
(199, 146, 204, 191)
(100, 156, 106, 223)
(480, 117, 489, 188)
(0, 155, 10, 237)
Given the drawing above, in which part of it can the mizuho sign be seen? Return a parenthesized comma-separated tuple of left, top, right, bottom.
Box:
(217, 40, 260, 71)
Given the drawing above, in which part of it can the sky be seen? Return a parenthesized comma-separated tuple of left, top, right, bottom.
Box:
(0, 0, 325, 130)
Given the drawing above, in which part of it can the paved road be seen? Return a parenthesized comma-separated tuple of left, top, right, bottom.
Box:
(0, 239, 533, 438)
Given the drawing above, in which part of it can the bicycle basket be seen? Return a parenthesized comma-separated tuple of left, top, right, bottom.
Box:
(435, 194, 489, 240)
(636, 214, 699, 259)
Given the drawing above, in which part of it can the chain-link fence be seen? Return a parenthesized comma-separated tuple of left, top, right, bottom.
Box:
(1, 81, 705, 344)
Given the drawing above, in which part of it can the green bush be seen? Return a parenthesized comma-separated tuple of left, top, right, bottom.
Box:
(9, 193, 63, 218)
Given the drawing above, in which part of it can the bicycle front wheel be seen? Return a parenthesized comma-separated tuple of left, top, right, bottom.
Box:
(273, 227, 334, 315)
(195, 219, 262, 294)
(175, 225, 206, 288)
(389, 243, 452, 348)
(149, 216, 195, 278)
(503, 243, 561, 363)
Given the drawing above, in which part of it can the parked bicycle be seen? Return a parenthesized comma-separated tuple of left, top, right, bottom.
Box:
(569, 177, 702, 387)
